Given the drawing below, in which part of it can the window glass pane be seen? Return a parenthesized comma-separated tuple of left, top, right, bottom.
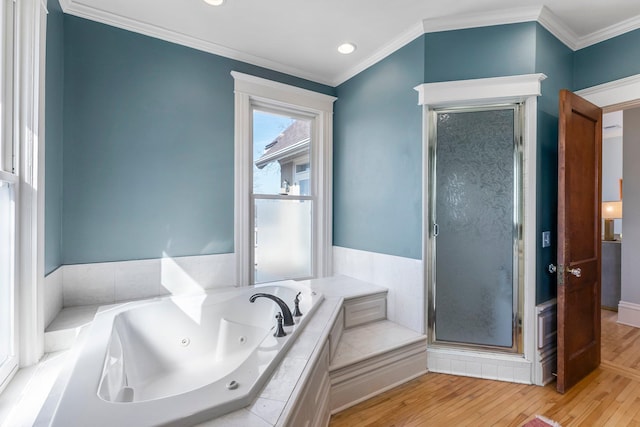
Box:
(294, 162, 310, 196)
(0, 180, 14, 365)
(253, 110, 311, 196)
(254, 198, 312, 284)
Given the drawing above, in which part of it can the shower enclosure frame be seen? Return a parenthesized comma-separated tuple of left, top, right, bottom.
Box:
(426, 103, 525, 354)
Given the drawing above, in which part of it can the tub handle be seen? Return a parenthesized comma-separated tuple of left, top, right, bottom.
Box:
(293, 292, 303, 317)
(274, 313, 287, 338)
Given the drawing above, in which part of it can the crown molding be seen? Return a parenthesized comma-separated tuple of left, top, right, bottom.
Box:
(421, 6, 543, 34)
(576, 14, 640, 50)
(537, 6, 579, 50)
(59, 0, 335, 87)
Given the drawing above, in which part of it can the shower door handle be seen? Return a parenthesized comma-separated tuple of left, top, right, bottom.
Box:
(433, 223, 439, 237)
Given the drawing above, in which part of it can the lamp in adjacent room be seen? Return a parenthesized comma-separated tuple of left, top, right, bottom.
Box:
(602, 201, 622, 241)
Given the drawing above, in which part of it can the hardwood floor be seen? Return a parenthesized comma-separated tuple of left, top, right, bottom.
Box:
(330, 310, 640, 426)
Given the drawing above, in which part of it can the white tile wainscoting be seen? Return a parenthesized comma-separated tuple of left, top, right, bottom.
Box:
(46, 247, 421, 332)
(44, 253, 236, 327)
(44, 267, 63, 329)
(332, 246, 424, 334)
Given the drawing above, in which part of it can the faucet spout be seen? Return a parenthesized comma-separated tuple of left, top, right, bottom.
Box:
(249, 293, 295, 326)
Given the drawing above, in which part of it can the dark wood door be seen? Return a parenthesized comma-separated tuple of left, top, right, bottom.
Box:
(557, 89, 603, 393)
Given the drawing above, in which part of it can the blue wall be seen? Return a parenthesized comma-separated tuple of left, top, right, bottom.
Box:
(574, 29, 640, 90)
(534, 24, 573, 304)
(45, 0, 64, 274)
(424, 23, 537, 82)
(333, 37, 424, 259)
(56, 16, 333, 266)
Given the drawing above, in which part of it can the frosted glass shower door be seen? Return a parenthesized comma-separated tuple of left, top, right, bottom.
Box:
(432, 107, 521, 350)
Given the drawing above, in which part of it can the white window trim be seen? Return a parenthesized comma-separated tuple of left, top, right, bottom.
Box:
(15, 0, 47, 369)
(415, 73, 546, 384)
(231, 71, 336, 287)
(0, 0, 18, 391)
(0, 0, 46, 389)
(1, 0, 14, 175)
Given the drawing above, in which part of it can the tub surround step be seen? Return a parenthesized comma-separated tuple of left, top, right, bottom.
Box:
(342, 293, 387, 329)
(304, 275, 389, 362)
(328, 319, 427, 414)
(330, 320, 425, 369)
(300, 276, 426, 416)
(44, 305, 99, 353)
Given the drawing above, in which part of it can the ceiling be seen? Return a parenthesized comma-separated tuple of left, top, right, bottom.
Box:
(58, 0, 640, 86)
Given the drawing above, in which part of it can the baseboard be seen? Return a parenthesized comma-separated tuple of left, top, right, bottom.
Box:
(618, 301, 640, 328)
(427, 347, 532, 384)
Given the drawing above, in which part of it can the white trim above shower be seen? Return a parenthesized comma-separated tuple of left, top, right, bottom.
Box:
(415, 73, 546, 107)
(415, 73, 546, 384)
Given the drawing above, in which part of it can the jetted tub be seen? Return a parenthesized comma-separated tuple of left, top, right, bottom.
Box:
(42, 282, 324, 426)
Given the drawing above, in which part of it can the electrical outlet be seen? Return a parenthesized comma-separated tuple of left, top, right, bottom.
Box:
(542, 231, 551, 248)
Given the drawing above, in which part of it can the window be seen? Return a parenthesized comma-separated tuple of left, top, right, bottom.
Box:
(252, 110, 313, 283)
(0, 0, 17, 389)
(232, 72, 336, 286)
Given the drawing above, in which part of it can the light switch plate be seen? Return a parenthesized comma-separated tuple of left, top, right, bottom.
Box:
(542, 231, 551, 248)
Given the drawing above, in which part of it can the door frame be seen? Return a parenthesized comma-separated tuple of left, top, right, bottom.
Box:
(577, 74, 640, 328)
(415, 74, 546, 382)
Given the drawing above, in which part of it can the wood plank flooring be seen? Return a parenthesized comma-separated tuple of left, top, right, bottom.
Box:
(330, 310, 640, 426)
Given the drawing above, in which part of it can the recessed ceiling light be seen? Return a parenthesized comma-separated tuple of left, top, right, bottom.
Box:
(338, 43, 356, 55)
(204, 0, 225, 5)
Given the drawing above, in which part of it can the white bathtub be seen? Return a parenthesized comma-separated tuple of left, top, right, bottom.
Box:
(43, 282, 324, 426)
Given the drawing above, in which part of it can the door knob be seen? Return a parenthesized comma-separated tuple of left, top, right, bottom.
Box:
(567, 267, 581, 277)
(549, 264, 581, 277)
